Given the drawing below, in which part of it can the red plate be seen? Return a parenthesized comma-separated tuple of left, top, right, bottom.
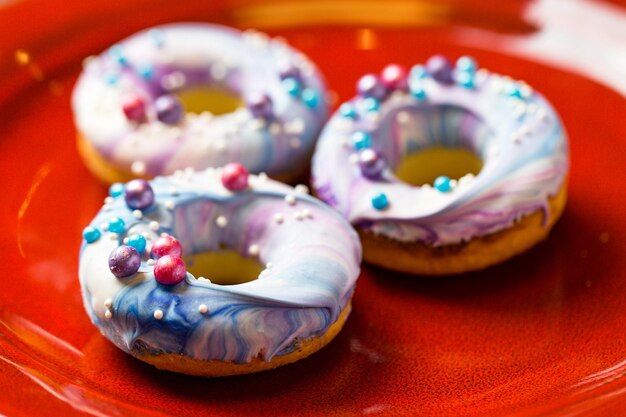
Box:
(1, 1, 626, 416)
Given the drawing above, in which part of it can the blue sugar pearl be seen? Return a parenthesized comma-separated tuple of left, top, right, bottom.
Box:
(409, 81, 427, 100)
(456, 71, 475, 89)
(434, 176, 452, 192)
(109, 45, 127, 66)
(282, 77, 301, 96)
(506, 82, 523, 98)
(108, 217, 126, 234)
(371, 193, 389, 210)
(301, 88, 320, 109)
(138, 63, 154, 79)
(456, 56, 477, 73)
(339, 102, 358, 119)
(149, 29, 165, 48)
(352, 131, 372, 150)
(127, 233, 147, 254)
(410, 64, 427, 80)
(362, 97, 380, 112)
(109, 182, 124, 197)
(83, 226, 101, 243)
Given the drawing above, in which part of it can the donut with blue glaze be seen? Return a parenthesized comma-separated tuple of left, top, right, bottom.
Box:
(312, 56, 568, 275)
(72, 23, 328, 184)
(79, 164, 361, 376)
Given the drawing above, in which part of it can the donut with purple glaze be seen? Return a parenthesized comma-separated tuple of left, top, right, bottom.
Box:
(72, 23, 328, 184)
(312, 56, 569, 275)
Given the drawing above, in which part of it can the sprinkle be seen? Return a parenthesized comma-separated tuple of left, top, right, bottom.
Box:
(198, 277, 211, 282)
(108, 217, 126, 234)
(302, 208, 313, 219)
(109, 183, 124, 197)
(132, 210, 143, 219)
(127, 233, 147, 254)
(109, 45, 127, 66)
(285, 194, 296, 205)
(348, 153, 360, 164)
(131, 161, 146, 176)
(371, 193, 389, 210)
(266, 262, 273, 269)
(104, 298, 113, 308)
(161, 71, 186, 90)
(248, 244, 260, 256)
(153, 310, 164, 320)
(282, 77, 301, 96)
(149, 221, 160, 231)
(289, 138, 302, 149)
(295, 184, 309, 194)
(510, 133, 522, 144)
(269, 122, 282, 135)
(216, 216, 228, 228)
(361, 97, 380, 112)
(410, 64, 427, 80)
(198, 304, 209, 314)
(294, 211, 305, 221)
(301, 88, 320, 108)
(149, 29, 165, 48)
(100, 222, 109, 231)
(104, 310, 112, 320)
(456, 56, 477, 73)
(396, 111, 411, 125)
(147, 259, 156, 266)
(168, 186, 178, 196)
(339, 102, 358, 119)
(165, 200, 175, 210)
(352, 131, 372, 150)
(82, 226, 101, 243)
(258, 172, 268, 181)
(274, 213, 285, 224)
(104, 196, 114, 204)
(210, 63, 227, 80)
(102, 204, 112, 212)
(434, 176, 452, 192)
(123, 237, 129, 244)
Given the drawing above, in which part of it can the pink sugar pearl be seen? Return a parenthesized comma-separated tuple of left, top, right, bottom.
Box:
(154, 255, 186, 285)
(221, 163, 249, 191)
(151, 235, 183, 258)
(380, 64, 408, 91)
(121, 94, 147, 123)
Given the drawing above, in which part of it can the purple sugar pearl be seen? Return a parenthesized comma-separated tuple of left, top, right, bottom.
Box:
(155, 94, 184, 124)
(108, 245, 141, 278)
(246, 92, 273, 119)
(278, 63, 301, 81)
(124, 179, 154, 210)
(358, 148, 386, 179)
(426, 55, 454, 84)
(356, 74, 386, 100)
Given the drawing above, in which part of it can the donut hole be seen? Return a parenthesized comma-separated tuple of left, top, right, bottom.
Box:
(176, 87, 244, 116)
(185, 250, 263, 285)
(389, 105, 490, 186)
(394, 147, 483, 186)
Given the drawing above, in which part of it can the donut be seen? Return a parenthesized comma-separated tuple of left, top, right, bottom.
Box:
(72, 23, 328, 184)
(312, 56, 569, 275)
(78, 164, 361, 376)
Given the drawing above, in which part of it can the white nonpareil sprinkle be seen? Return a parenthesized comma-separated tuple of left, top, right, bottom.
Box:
(149, 221, 160, 231)
(104, 310, 112, 319)
(198, 304, 208, 314)
(248, 244, 260, 256)
(103, 298, 112, 308)
(131, 161, 146, 175)
(154, 310, 164, 320)
(132, 210, 143, 219)
(216, 216, 228, 228)
(294, 184, 309, 194)
(274, 213, 285, 224)
(285, 194, 296, 205)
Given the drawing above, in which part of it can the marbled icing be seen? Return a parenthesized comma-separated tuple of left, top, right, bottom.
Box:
(312, 60, 569, 245)
(72, 23, 328, 181)
(79, 170, 361, 364)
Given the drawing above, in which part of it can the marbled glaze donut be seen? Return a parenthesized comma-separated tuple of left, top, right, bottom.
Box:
(72, 23, 328, 184)
(79, 164, 361, 376)
(312, 56, 568, 275)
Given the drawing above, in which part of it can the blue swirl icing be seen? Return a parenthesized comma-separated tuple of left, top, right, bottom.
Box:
(79, 171, 361, 364)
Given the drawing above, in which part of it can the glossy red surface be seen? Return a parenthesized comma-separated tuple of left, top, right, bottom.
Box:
(1, 1, 626, 416)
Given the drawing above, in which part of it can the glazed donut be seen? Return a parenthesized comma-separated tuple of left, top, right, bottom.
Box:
(72, 23, 328, 184)
(312, 55, 569, 275)
(78, 164, 361, 376)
